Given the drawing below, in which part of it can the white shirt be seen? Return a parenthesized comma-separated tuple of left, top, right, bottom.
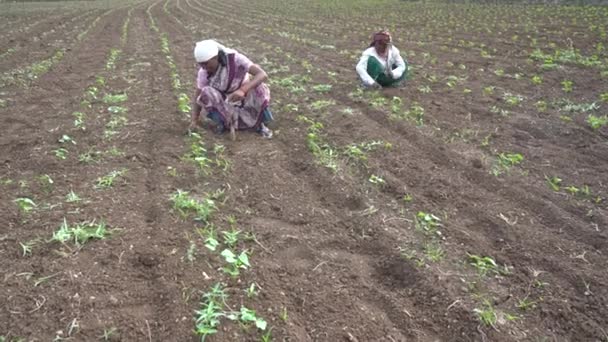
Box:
(356, 45, 407, 86)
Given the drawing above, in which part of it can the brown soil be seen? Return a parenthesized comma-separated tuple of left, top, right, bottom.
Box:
(1, 0, 607, 341)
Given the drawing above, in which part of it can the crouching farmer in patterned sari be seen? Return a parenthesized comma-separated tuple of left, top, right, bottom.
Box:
(356, 30, 408, 88)
(190, 39, 273, 139)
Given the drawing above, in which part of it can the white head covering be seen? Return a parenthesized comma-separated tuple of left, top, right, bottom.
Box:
(194, 39, 219, 63)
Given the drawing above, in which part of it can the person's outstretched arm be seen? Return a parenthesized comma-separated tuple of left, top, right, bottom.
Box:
(356, 54, 376, 86)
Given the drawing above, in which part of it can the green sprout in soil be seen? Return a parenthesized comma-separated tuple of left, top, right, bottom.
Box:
(468, 254, 509, 276)
(95, 169, 127, 188)
(279, 307, 288, 322)
(37, 174, 54, 193)
(65, 190, 82, 203)
(545, 175, 562, 192)
(53, 148, 68, 160)
(78, 150, 102, 163)
(102, 93, 128, 104)
(73, 111, 86, 130)
(474, 300, 497, 327)
(222, 227, 241, 248)
(561, 80, 573, 93)
(220, 249, 250, 278)
(517, 297, 538, 311)
(170, 190, 216, 222)
(98, 327, 118, 341)
(368, 175, 385, 185)
(415, 212, 442, 236)
(184, 132, 211, 173)
(424, 242, 445, 262)
(51, 219, 110, 247)
(246, 283, 259, 298)
(586, 114, 608, 130)
(491, 152, 523, 176)
(14, 197, 37, 213)
(312, 84, 332, 93)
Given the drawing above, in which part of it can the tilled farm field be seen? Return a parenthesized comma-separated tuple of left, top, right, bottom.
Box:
(1, 0, 607, 341)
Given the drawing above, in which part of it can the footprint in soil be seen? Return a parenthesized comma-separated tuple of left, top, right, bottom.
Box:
(376, 257, 420, 288)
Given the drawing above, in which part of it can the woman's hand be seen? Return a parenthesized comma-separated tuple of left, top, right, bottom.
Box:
(226, 88, 246, 103)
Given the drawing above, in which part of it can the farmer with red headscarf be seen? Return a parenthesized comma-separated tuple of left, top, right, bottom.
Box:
(356, 30, 408, 88)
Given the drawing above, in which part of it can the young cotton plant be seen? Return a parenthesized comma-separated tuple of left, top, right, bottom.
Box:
(170, 190, 216, 223)
(14, 197, 37, 214)
(297, 115, 340, 172)
(220, 249, 250, 278)
(51, 219, 111, 247)
(415, 211, 442, 237)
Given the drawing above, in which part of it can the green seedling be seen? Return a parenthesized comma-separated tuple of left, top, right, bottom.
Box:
(343, 140, 385, 164)
(424, 243, 445, 262)
(298, 116, 339, 172)
(490, 105, 510, 117)
(368, 175, 385, 185)
(474, 300, 497, 327)
(212, 144, 231, 171)
(53, 148, 68, 160)
(194, 283, 229, 340)
(397, 194, 411, 205)
(586, 114, 608, 130)
(415, 212, 442, 236)
(102, 93, 128, 104)
(310, 99, 335, 111)
(106, 147, 125, 157)
(222, 228, 241, 248)
(418, 85, 432, 93)
(600, 92, 608, 102)
(483, 86, 495, 96)
(535, 100, 548, 112)
(229, 307, 267, 331)
(170, 190, 216, 222)
(95, 76, 106, 87)
(73, 111, 86, 130)
(65, 190, 82, 203)
(52, 218, 110, 247)
(107, 106, 127, 114)
(37, 174, 54, 193)
(517, 297, 537, 311)
(78, 150, 102, 163)
(468, 254, 508, 276)
(59, 134, 76, 145)
(246, 283, 259, 298)
(531, 75, 543, 85)
(184, 132, 211, 172)
(186, 241, 197, 263)
(279, 307, 288, 322)
(260, 329, 273, 342)
(198, 224, 220, 251)
(503, 93, 524, 106)
(561, 80, 573, 93)
(220, 249, 250, 278)
(99, 327, 117, 341)
(178, 93, 191, 113)
(14, 197, 37, 213)
(95, 169, 127, 188)
(312, 84, 332, 92)
(492, 152, 523, 176)
(545, 176, 562, 192)
(86, 86, 99, 100)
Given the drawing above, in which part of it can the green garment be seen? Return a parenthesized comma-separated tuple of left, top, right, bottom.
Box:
(367, 56, 407, 87)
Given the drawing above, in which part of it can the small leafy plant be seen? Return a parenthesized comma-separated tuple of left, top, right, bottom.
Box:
(52, 219, 110, 247)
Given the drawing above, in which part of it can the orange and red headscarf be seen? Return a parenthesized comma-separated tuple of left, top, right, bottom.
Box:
(370, 30, 392, 47)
